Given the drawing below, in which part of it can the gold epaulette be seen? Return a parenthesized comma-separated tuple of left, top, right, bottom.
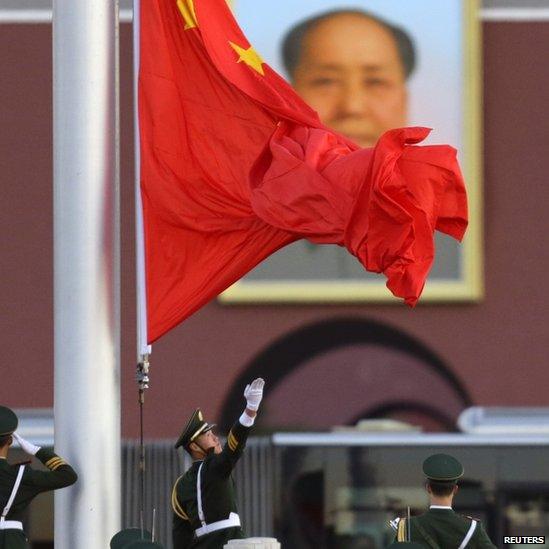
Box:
(227, 430, 238, 452)
(45, 456, 67, 471)
(463, 514, 481, 522)
(397, 517, 407, 541)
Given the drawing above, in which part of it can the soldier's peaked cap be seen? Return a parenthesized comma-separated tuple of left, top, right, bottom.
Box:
(386, 543, 425, 548)
(0, 406, 18, 437)
(423, 453, 464, 482)
(175, 408, 215, 449)
(125, 542, 164, 548)
(110, 528, 152, 549)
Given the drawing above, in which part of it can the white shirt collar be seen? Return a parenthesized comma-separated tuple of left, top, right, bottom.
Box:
(430, 505, 452, 510)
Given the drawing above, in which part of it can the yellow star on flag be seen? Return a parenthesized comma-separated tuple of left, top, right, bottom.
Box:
(177, 0, 198, 30)
(229, 41, 265, 76)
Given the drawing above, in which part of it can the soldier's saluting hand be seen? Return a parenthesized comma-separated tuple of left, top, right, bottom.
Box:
(171, 378, 265, 548)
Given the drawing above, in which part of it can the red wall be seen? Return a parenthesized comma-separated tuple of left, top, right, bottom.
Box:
(1, 23, 549, 439)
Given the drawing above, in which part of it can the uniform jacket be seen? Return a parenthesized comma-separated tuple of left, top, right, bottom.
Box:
(0, 448, 77, 549)
(172, 420, 251, 548)
(393, 507, 496, 548)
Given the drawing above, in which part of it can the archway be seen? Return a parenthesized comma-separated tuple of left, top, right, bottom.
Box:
(220, 317, 471, 432)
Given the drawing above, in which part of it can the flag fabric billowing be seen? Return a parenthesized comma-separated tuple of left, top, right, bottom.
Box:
(139, 0, 468, 343)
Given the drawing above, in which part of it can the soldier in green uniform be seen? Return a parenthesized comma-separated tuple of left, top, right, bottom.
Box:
(0, 405, 78, 548)
(110, 527, 153, 548)
(390, 454, 496, 548)
(171, 378, 265, 548)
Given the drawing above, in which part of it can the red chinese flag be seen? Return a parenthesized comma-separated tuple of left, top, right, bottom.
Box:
(139, 0, 468, 343)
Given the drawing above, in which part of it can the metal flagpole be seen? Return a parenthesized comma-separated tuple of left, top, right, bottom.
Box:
(133, 0, 152, 535)
(133, 0, 151, 361)
(53, 0, 121, 547)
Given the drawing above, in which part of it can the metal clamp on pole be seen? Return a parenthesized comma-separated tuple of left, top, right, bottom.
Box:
(136, 355, 150, 399)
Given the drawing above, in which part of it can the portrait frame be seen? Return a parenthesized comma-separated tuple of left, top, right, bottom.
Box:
(220, 0, 483, 305)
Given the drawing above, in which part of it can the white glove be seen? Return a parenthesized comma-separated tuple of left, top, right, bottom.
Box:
(12, 432, 40, 456)
(244, 378, 265, 411)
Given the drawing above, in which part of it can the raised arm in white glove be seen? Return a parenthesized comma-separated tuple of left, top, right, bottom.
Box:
(12, 432, 41, 456)
(244, 378, 265, 411)
(240, 378, 265, 427)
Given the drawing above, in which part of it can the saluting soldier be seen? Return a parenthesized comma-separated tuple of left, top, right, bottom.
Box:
(390, 454, 496, 548)
(171, 378, 265, 548)
(0, 405, 78, 548)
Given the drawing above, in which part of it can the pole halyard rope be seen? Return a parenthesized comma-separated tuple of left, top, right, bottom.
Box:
(136, 354, 150, 537)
